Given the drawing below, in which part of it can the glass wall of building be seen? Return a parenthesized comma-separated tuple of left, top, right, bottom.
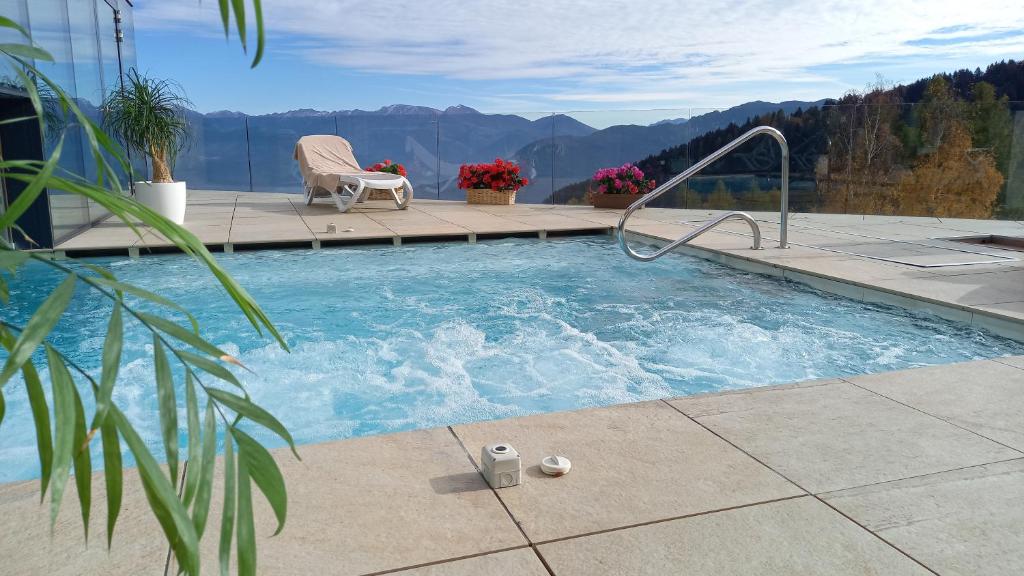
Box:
(0, 0, 135, 247)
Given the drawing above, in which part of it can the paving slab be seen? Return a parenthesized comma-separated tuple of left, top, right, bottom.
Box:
(671, 380, 1019, 493)
(538, 496, 930, 576)
(994, 355, 1024, 370)
(0, 470, 168, 576)
(823, 459, 1024, 576)
(848, 360, 1024, 452)
(390, 548, 548, 575)
(870, 270, 1024, 306)
(452, 400, 802, 542)
(190, 427, 525, 576)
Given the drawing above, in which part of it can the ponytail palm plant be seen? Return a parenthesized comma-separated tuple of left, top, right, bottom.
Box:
(103, 70, 191, 183)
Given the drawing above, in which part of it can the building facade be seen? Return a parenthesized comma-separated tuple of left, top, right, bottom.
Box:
(1, 0, 136, 248)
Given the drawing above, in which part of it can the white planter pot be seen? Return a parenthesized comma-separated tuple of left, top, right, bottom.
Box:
(134, 181, 186, 224)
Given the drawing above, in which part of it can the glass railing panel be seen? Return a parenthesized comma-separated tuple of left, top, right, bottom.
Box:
(248, 113, 336, 193)
(437, 109, 553, 203)
(673, 105, 822, 215)
(818, 99, 1024, 221)
(174, 113, 250, 192)
(336, 111, 439, 199)
(549, 109, 691, 206)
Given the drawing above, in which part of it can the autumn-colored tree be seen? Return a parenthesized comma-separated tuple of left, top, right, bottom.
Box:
(821, 77, 903, 214)
(897, 123, 1004, 217)
(706, 179, 737, 209)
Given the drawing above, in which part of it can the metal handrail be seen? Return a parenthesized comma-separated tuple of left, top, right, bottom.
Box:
(617, 125, 789, 260)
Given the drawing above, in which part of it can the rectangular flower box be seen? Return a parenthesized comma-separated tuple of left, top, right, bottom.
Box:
(592, 193, 643, 209)
(467, 188, 517, 205)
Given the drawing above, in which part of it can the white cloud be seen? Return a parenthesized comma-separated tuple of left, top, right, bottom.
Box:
(135, 0, 1024, 108)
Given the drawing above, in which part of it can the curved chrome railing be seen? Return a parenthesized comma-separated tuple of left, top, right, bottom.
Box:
(617, 126, 789, 261)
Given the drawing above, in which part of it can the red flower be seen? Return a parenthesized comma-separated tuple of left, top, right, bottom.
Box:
(457, 159, 528, 192)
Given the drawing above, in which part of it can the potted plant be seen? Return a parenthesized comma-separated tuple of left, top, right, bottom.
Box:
(590, 163, 655, 209)
(103, 70, 191, 224)
(458, 158, 529, 205)
(365, 159, 408, 200)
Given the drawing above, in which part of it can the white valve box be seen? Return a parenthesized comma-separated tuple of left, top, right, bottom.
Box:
(481, 443, 521, 489)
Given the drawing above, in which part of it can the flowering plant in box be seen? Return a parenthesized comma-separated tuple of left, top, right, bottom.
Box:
(366, 159, 408, 177)
(458, 158, 529, 192)
(592, 163, 656, 195)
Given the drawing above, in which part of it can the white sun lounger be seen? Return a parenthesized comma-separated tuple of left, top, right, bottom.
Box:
(293, 135, 413, 212)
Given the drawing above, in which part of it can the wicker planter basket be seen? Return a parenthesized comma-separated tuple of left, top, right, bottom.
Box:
(592, 193, 643, 209)
(466, 188, 517, 205)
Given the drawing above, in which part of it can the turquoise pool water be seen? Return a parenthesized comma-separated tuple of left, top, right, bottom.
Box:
(3, 237, 1023, 481)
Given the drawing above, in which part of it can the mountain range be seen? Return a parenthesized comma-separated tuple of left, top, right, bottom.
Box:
(173, 101, 819, 202)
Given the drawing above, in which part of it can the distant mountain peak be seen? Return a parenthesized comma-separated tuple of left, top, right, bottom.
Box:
(443, 105, 480, 114)
(205, 109, 246, 118)
(376, 104, 439, 115)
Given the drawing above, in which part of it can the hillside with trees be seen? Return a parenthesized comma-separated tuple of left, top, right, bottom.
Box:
(550, 60, 1024, 219)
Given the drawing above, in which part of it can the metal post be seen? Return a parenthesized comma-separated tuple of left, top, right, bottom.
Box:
(244, 115, 253, 192)
(550, 112, 555, 204)
(779, 142, 790, 248)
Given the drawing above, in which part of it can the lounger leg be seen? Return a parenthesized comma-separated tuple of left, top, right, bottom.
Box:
(330, 182, 366, 213)
(396, 179, 413, 210)
(304, 183, 315, 206)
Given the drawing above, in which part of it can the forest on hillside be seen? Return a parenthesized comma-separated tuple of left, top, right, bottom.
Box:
(551, 60, 1024, 219)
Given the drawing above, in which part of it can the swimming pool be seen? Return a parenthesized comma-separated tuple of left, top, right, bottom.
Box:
(3, 237, 1022, 481)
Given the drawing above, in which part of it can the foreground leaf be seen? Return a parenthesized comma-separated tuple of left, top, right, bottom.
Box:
(192, 401, 217, 539)
(152, 337, 179, 483)
(22, 359, 53, 497)
(207, 389, 298, 458)
(100, 418, 123, 549)
(178, 350, 243, 390)
(139, 312, 226, 359)
(45, 345, 76, 530)
(71, 387, 92, 542)
(91, 303, 123, 430)
(0, 249, 29, 272)
(0, 274, 75, 386)
(182, 374, 201, 507)
(219, 433, 236, 576)
(112, 406, 199, 575)
(233, 428, 287, 535)
(236, 449, 256, 576)
(0, 331, 53, 497)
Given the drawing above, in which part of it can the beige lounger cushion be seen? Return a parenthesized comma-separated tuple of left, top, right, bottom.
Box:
(294, 134, 376, 192)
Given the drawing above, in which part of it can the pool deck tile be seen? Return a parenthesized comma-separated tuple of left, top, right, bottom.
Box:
(388, 548, 550, 575)
(187, 427, 526, 576)
(846, 359, 1024, 452)
(994, 354, 1024, 370)
(0, 470, 168, 576)
(452, 400, 803, 542)
(669, 379, 1020, 494)
(822, 459, 1024, 576)
(537, 497, 931, 576)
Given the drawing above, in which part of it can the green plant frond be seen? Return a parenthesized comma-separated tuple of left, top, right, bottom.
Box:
(0, 8, 286, 575)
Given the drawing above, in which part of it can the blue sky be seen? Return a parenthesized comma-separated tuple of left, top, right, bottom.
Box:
(135, 1, 1024, 120)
